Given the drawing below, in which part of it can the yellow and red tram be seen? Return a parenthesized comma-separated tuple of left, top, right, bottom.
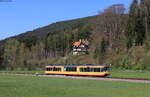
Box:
(45, 65, 111, 77)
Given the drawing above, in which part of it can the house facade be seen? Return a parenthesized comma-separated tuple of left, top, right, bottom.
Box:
(72, 40, 89, 55)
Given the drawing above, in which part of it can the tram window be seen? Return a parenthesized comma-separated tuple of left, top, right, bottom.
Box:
(101, 67, 108, 72)
(50, 68, 53, 71)
(80, 68, 90, 72)
(46, 67, 61, 71)
(90, 68, 94, 72)
(46, 68, 52, 71)
(80, 68, 83, 72)
(53, 67, 61, 71)
(94, 68, 101, 72)
(80, 68, 101, 72)
(64, 67, 77, 72)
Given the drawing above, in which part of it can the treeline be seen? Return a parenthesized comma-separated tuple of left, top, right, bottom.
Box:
(125, 0, 150, 48)
(0, 23, 92, 70)
(45, 23, 92, 57)
(93, 0, 150, 70)
(92, 4, 127, 64)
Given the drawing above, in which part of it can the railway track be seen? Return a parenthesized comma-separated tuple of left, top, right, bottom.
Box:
(1, 73, 150, 83)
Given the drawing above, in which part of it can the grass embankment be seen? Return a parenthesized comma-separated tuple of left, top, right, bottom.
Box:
(0, 70, 44, 74)
(0, 75, 150, 97)
(110, 70, 150, 79)
(1, 70, 150, 79)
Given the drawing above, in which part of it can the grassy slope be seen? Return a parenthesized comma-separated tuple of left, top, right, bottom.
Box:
(0, 70, 44, 74)
(111, 70, 150, 79)
(0, 75, 150, 97)
(1, 70, 150, 79)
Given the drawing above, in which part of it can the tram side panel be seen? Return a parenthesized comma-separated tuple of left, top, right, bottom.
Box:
(45, 65, 111, 77)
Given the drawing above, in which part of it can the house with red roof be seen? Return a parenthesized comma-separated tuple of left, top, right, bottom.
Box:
(72, 39, 89, 55)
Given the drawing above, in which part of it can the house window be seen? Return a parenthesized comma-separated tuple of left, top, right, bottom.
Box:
(80, 44, 85, 47)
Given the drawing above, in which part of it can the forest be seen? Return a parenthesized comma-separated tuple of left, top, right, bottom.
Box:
(0, 0, 150, 70)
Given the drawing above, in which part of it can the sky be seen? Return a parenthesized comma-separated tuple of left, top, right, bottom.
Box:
(0, 0, 132, 40)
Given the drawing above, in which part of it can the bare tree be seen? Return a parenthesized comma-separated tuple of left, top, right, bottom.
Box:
(94, 4, 126, 49)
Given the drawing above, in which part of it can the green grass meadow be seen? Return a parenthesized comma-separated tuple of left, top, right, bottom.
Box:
(0, 75, 150, 97)
(0, 70, 44, 74)
(110, 70, 150, 79)
(1, 70, 150, 79)
(1, 69, 150, 80)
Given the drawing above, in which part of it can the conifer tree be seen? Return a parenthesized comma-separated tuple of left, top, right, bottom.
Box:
(125, 0, 139, 48)
(0, 45, 4, 69)
(125, 0, 145, 47)
(134, 7, 145, 46)
(140, 0, 150, 46)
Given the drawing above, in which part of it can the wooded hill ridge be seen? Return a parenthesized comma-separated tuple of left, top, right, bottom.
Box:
(0, 0, 150, 70)
(0, 15, 97, 45)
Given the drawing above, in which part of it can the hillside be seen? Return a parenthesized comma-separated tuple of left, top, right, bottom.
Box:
(0, 15, 97, 46)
